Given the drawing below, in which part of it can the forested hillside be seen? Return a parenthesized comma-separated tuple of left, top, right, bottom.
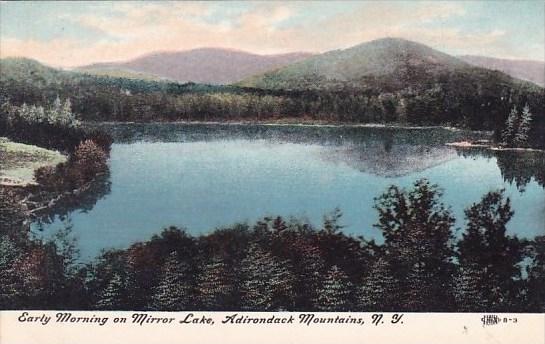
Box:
(1, 38, 544, 147)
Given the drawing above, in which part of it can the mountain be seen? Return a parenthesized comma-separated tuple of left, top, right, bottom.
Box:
(77, 48, 313, 84)
(238, 37, 531, 90)
(459, 55, 545, 87)
(0, 57, 66, 86)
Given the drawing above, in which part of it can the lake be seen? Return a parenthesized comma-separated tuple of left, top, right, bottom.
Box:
(33, 123, 545, 260)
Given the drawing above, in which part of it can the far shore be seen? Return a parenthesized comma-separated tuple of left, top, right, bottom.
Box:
(86, 119, 493, 133)
(446, 141, 545, 152)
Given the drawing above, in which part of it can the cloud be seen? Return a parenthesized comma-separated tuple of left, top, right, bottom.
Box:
(0, 1, 542, 67)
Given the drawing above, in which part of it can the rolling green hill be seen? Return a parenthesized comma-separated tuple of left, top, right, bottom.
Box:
(239, 38, 537, 91)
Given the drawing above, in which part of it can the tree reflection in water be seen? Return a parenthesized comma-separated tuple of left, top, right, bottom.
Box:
(33, 172, 111, 227)
(454, 147, 545, 191)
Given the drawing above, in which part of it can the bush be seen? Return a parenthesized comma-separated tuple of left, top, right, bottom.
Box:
(70, 140, 108, 183)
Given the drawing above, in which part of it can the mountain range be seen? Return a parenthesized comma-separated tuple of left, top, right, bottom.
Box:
(77, 48, 313, 85)
(1, 37, 543, 142)
(458, 55, 544, 87)
(74, 38, 544, 89)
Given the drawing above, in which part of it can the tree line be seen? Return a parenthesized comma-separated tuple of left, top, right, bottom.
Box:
(1, 179, 543, 312)
(2, 63, 544, 147)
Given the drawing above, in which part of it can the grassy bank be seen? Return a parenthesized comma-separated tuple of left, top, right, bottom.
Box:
(0, 137, 66, 186)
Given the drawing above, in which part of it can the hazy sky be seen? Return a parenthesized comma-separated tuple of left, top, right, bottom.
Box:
(1, 1, 544, 67)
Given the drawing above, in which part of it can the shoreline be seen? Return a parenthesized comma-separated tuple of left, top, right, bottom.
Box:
(446, 141, 545, 152)
(0, 138, 67, 187)
(86, 120, 492, 133)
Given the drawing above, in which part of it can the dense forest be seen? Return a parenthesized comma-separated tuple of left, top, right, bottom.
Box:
(1, 57, 544, 148)
(1, 179, 544, 312)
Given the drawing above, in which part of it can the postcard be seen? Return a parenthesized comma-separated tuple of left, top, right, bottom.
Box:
(0, 1, 544, 343)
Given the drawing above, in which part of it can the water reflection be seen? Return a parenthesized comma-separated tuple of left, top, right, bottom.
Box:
(33, 172, 111, 226)
(454, 147, 545, 191)
(322, 143, 457, 177)
(32, 124, 544, 259)
(93, 122, 487, 147)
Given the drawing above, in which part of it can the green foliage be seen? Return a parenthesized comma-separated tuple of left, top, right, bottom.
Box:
(525, 236, 545, 312)
(515, 104, 533, 146)
(0, 236, 23, 308)
(458, 190, 523, 311)
(96, 272, 126, 310)
(374, 179, 456, 310)
(291, 241, 326, 310)
(323, 207, 344, 234)
(358, 256, 399, 311)
(2, 56, 543, 142)
(0, 180, 542, 312)
(0, 188, 27, 237)
(502, 106, 518, 145)
(150, 252, 194, 311)
(196, 255, 236, 310)
(239, 243, 294, 311)
(315, 265, 354, 311)
(501, 104, 534, 147)
(454, 263, 488, 312)
(71, 140, 108, 182)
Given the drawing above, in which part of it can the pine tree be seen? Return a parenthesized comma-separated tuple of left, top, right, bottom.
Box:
(315, 265, 353, 311)
(293, 241, 326, 310)
(96, 271, 126, 310)
(150, 252, 193, 311)
(239, 243, 294, 311)
(458, 190, 523, 311)
(405, 261, 436, 311)
(514, 104, 532, 147)
(197, 255, 235, 310)
(502, 106, 518, 146)
(0, 237, 22, 308)
(323, 207, 344, 234)
(374, 180, 456, 311)
(358, 256, 398, 311)
(454, 263, 488, 311)
(0, 188, 27, 237)
(526, 236, 545, 312)
(272, 216, 287, 233)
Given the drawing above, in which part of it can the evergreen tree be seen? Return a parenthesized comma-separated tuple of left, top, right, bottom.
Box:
(0, 188, 27, 237)
(150, 252, 193, 311)
(197, 255, 235, 310)
(454, 263, 488, 311)
(292, 241, 326, 310)
(272, 216, 288, 233)
(239, 243, 294, 311)
(502, 106, 518, 146)
(524, 236, 545, 312)
(0, 237, 22, 308)
(323, 207, 344, 234)
(514, 104, 532, 147)
(96, 271, 126, 310)
(373, 179, 456, 311)
(458, 190, 523, 311)
(404, 260, 435, 311)
(315, 265, 354, 311)
(358, 256, 398, 311)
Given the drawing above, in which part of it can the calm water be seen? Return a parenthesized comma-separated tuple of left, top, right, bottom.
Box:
(33, 124, 545, 260)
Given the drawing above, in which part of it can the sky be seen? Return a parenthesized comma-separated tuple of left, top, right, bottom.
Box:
(0, 1, 544, 68)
